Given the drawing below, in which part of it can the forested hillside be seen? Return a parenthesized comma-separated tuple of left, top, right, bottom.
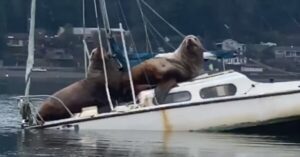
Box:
(1, 0, 300, 54)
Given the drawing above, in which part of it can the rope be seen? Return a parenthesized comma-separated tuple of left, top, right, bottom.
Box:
(141, 0, 185, 38)
(144, 16, 176, 50)
(136, 0, 153, 53)
(114, 1, 123, 24)
(117, 0, 152, 87)
(93, 0, 114, 111)
(17, 94, 75, 126)
(99, 0, 113, 54)
(147, 27, 161, 51)
(21, 0, 36, 125)
(99, 0, 111, 31)
(248, 58, 300, 76)
(117, 0, 138, 53)
(83, 40, 90, 59)
(119, 23, 137, 105)
(25, 0, 36, 98)
(18, 99, 34, 125)
(82, 0, 88, 78)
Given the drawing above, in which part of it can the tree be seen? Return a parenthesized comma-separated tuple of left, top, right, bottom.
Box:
(0, 0, 7, 59)
(3, 0, 300, 51)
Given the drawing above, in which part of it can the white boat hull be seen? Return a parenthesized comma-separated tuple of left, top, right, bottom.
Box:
(33, 90, 300, 131)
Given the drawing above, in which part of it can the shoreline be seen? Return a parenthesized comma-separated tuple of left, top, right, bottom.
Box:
(0, 67, 84, 94)
(1, 66, 300, 95)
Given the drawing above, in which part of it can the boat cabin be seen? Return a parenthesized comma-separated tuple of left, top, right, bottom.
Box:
(136, 70, 300, 107)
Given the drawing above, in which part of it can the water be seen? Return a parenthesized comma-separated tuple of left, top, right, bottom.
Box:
(1, 95, 300, 157)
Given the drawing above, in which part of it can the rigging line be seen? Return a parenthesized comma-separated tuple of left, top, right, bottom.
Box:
(147, 26, 161, 50)
(93, 0, 114, 110)
(114, 1, 123, 26)
(285, 12, 300, 28)
(291, 16, 300, 28)
(118, 0, 152, 87)
(144, 16, 176, 50)
(145, 21, 163, 51)
(82, 0, 88, 78)
(119, 23, 137, 105)
(82, 0, 86, 40)
(141, 0, 185, 38)
(117, 0, 138, 52)
(136, 0, 153, 53)
(99, 0, 111, 33)
(99, 0, 112, 54)
(25, 0, 36, 98)
(248, 58, 300, 76)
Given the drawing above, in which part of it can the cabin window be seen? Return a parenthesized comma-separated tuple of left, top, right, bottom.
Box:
(200, 84, 237, 99)
(158, 91, 192, 104)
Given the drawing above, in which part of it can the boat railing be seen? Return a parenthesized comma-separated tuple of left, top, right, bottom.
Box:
(11, 95, 73, 127)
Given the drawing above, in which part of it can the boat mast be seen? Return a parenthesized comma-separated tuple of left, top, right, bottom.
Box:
(136, 0, 153, 53)
(93, 0, 114, 110)
(98, 0, 137, 105)
(99, 0, 113, 54)
(18, 0, 37, 126)
(82, 0, 90, 78)
(140, 0, 185, 38)
(25, 0, 36, 98)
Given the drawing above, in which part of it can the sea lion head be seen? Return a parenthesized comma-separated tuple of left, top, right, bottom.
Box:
(88, 47, 122, 79)
(176, 35, 206, 76)
(90, 47, 109, 64)
(181, 35, 205, 56)
(88, 47, 113, 78)
(177, 35, 205, 64)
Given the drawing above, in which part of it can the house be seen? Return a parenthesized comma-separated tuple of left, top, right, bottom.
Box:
(72, 27, 98, 37)
(4, 33, 29, 65)
(216, 39, 246, 55)
(273, 46, 300, 59)
(6, 33, 28, 47)
(45, 48, 75, 67)
(223, 57, 247, 65)
(216, 39, 247, 65)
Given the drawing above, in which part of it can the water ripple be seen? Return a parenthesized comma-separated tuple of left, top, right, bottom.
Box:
(1, 95, 300, 157)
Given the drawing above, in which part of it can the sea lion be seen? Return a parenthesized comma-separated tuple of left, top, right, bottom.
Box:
(87, 48, 103, 78)
(38, 47, 123, 122)
(87, 47, 122, 78)
(130, 35, 205, 104)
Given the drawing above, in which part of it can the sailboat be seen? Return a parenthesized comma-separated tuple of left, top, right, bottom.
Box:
(14, 0, 300, 132)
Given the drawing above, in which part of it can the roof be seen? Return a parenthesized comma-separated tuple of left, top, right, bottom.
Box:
(6, 33, 28, 40)
(72, 27, 98, 35)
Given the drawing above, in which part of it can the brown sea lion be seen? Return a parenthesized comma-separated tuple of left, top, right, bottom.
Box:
(130, 35, 205, 104)
(87, 47, 152, 102)
(38, 47, 123, 122)
(87, 47, 120, 78)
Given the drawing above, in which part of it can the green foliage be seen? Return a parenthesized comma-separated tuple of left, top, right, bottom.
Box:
(0, 0, 7, 58)
(35, 0, 82, 31)
(2, 0, 300, 44)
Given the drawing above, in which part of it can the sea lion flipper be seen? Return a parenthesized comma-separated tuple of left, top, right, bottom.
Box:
(154, 79, 177, 104)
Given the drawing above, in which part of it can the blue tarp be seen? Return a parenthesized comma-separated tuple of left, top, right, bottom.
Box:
(128, 52, 157, 67)
(109, 38, 157, 70)
(110, 39, 237, 70)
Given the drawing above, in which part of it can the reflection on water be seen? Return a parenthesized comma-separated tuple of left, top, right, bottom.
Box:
(13, 130, 300, 157)
(1, 95, 300, 157)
